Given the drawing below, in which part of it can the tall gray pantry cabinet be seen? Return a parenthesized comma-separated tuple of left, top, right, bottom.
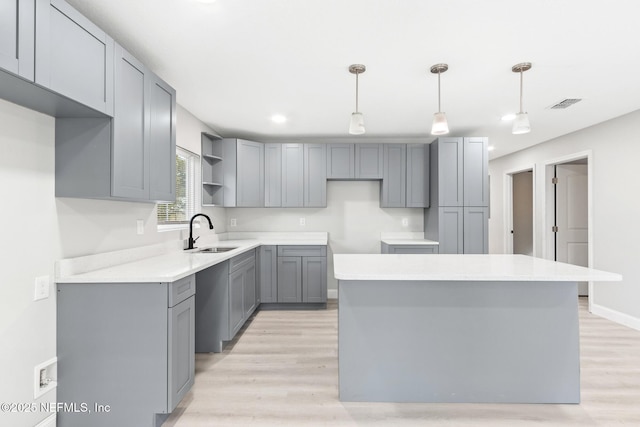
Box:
(424, 137, 489, 253)
(56, 275, 196, 427)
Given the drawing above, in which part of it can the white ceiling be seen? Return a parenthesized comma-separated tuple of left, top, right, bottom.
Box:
(67, 0, 640, 159)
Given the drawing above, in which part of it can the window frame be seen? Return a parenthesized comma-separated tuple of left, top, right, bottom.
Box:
(157, 146, 200, 231)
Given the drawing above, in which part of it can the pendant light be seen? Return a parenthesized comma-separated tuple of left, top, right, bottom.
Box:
(348, 64, 366, 135)
(430, 63, 449, 135)
(512, 62, 532, 135)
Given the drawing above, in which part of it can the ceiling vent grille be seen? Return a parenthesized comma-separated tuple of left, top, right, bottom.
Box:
(548, 98, 582, 109)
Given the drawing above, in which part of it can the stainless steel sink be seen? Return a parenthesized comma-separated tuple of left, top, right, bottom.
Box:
(197, 246, 238, 253)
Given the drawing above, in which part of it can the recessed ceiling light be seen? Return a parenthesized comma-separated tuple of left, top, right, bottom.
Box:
(501, 113, 516, 121)
(488, 145, 496, 151)
(271, 114, 287, 124)
(195, 0, 216, 3)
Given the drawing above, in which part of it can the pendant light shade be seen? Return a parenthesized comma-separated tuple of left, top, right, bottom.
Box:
(348, 64, 366, 135)
(430, 63, 449, 135)
(512, 62, 532, 135)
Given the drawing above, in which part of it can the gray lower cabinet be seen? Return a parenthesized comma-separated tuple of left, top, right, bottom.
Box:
(381, 144, 407, 207)
(35, 0, 114, 116)
(381, 243, 439, 254)
(424, 206, 488, 254)
(195, 250, 257, 352)
(0, 0, 34, 80)
(463, 206, 489, 254)
(276, 246, 327, 304)
(258, 245, 278, 302)
(56, 275, 196, 427)
(304, 143, 327, 207)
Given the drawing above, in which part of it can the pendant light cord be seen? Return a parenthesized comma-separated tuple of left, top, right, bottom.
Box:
(355, 71, 359, 113)
(519, 69, 524, 113)
(437, 70, 442, 113)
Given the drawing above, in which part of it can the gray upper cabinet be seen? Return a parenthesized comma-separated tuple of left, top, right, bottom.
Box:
(406, 143, 430, 208)
(0, 0, 34, 80)
(281, 143, 304, 207)
(35, 0, 114, 116)
(111, 45, 148, 200)
(432, 137, 464, 207)
(148, 75, 177, 202)
(381, 144, 406, 207)
(222, 139, 265, 207)
(264, 143, 282, 207)
(55, 43, 176, 203)
(463, 137, 489, 207)
(304, 143, 327, 207)
(355, 144, 383, 179)
(327, 144, 355, 179)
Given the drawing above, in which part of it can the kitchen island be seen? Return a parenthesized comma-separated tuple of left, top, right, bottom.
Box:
(333, 254, 621, 404)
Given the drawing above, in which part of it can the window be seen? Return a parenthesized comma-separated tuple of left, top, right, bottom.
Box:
(157, 147, 199, 226)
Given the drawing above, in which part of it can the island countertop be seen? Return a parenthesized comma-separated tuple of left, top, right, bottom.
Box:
(333, 254, 622, 282)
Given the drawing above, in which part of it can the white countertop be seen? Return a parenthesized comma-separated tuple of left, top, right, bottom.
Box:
(334, 254, 622, 282)
(57, 233, 327, 284)
(380, 231, 439, 246)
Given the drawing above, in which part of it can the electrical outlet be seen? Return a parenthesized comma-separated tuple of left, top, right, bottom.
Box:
(230, 218, 237, 227)
(402, 218, 409, 227)
(34, 358, 57, 399)
(34, 276, 50, 301)
(299, 218, 306, 226)
(136, 219, 144, 235)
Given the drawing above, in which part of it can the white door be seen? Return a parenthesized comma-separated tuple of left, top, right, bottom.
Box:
(555, 164, 589, 295)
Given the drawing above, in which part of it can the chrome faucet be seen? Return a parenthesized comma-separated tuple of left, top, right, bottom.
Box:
(186, 213, 214, 250)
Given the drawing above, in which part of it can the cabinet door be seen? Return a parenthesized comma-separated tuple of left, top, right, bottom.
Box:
(281, 144, 304, 207)
(355, 144, 383, 179)
(0, 0, 34, 80)
(302, 257, 327, 303)
(168, 296, 195, 411)
(381, 144, 406, 207)
(229, 269, 245, 336)
(304, 144, 327, 207)
(243, 260, 257, 319)
(237, 139, 265, 207)
(406, 144, 430, 208)
(277, 257, 302, 303)
(463, 206, 489, 254)
(463, 137, 489, 207)
(35, 0, 114, 115)
(148, 73, 176, 202)
(326, 143, 354, 179)
(111, 44, 149, 200)
(389, 245, 438, 254)
(437, 137, 463, 206)
(264, 143, 282, 207)
(258, 245, 277, 303)
(439, 207, 464, 254)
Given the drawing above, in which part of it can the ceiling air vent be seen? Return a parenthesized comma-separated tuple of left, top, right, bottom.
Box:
(548, 98, 582, 109)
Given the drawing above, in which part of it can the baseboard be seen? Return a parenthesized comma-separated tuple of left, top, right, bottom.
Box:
(34, 414, 56, 427)
(591, 303, 640, 331)
(327, 289, 338, 299)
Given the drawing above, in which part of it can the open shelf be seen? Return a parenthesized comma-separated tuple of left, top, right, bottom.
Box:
(201, 133, 224, 206)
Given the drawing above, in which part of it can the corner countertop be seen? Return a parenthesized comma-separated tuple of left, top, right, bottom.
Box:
(56, 232, 327, 284)
(334, 254, 622, 282)
(380, 231, 439, 246)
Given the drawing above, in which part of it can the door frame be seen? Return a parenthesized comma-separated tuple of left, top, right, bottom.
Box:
(503, 164, 536, 254)
(542, 150, 593, 307)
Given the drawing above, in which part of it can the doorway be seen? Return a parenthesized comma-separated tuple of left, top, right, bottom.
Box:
(544, 152, 592, 299)
(504, 165, 536, 256)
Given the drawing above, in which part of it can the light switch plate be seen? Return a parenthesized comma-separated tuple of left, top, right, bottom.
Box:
(299, 218, 306, 226)
(136, 220, 144, 235)
(230, 218, 237, 227)
(34, 276, 50, 301)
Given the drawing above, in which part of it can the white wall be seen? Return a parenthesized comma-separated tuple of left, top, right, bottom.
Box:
(227, 180, 424, 291)
(0, 99, 223, 427)
(489, 109, 640, 328)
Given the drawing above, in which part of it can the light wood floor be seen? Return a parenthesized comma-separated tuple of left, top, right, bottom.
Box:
(164, 298, 640, 426)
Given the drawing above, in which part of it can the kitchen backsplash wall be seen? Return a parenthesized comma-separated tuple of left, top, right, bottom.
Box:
(227, 180, 424, 291)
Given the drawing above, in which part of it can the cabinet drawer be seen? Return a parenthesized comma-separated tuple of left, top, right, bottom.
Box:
(168, 274, 195, 307)
(277, 245, 327, 257)
(229, 249, 256, 273)
(390, 245, 439, 254)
